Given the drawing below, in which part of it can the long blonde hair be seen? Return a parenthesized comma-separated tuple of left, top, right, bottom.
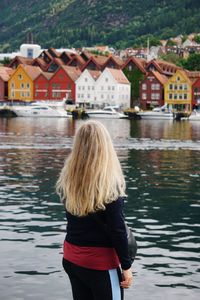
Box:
(56, 120, 126, 216)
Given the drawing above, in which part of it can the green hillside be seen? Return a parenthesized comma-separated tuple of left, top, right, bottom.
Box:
(0, 0, 200, 52)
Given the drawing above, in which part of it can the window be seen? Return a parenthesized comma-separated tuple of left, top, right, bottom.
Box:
(108, 86, 111, 90)
(179, 84, 183, 90)
(45, 92, 48, 97)
(85, 78, 88, 82)
(179, 94, 183, 99)
(184, 84, 188, 90)
(142, 83, 147, 90)
(88, 86, 90, 90)
(101, 94, 104, 99)
(174, 84, 177, 90)
(169, 84, 173, 90)
(128, 65, 132, 71)
(152, 93, 159, 100)
(11, 91, 15, 97)
(21, 92, 24, 97)
(67, 83, 71, 89)
(35, 83, 39, 89)
(87, 94, 90, 98)
(105, 78, 108, 82)
(59, 74, 64, 79)
(18, 74, 23, 80)
(142, 93, 147, 100)
(184, 94, 187, 99)
(112, 86, 115, 90)
(27, 48, 33, 58)
(21, 83, 24, 88)
(151, 84, 160, 90)
(169, 93, 173, 99)
(101, 86, 104, 90)
(177, 76, 180, 81)
(27, 83, 30, 88)
(92, 86, 94, 90)
(27, 92, 30, 97)
(174, 94, 177, 99)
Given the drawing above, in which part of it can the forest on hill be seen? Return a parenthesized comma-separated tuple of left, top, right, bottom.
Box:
(0, 0, 200, 52)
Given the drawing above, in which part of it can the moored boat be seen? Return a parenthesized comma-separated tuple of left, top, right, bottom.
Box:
(86, 106, 126, 119)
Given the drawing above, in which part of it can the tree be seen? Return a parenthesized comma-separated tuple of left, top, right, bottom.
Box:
(179, 53, 200, 71)
(194, 35, 200, 44)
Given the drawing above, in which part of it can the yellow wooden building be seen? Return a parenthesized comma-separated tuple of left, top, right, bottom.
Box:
(8, 64, 41, 102)
(164, 70, 192, 112)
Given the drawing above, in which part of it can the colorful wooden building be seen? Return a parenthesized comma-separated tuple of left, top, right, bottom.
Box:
(122, 57, 147, 107)
(0, 67, 13, 101)
(34, 72, 53, 101)
(49, 66, 81, 102)
(8, 64, 41, 102)
(164, 70, 192, 112)
(140, 71, 168, 110)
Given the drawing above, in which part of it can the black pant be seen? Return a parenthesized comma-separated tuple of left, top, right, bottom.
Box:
(63, 258, 124, 300)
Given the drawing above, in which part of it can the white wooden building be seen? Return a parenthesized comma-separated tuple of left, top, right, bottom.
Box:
(75, 69, 101, 106)
(76, 67, 130, 108)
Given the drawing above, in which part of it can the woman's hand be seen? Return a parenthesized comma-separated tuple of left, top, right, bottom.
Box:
(120, 268, 133, 289)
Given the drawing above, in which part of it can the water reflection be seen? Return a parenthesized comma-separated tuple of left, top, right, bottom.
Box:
(0, 118, 200, 300)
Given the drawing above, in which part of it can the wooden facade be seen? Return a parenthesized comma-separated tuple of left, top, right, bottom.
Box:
(140, 71, 167, 110)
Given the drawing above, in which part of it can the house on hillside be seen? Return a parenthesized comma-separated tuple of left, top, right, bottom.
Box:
(48, 66, 81, 102)
(122, 57, 147, 107)
(95, 68, 130, 108)
(8, 64, 41, 102)
(140, 71, 168, 110)
(0, 67, 13, 101)
(75, 69, 101, 106)
(164, 70, 192, 112)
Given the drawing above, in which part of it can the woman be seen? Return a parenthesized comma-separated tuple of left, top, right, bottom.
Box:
(56, 121, 133, 300)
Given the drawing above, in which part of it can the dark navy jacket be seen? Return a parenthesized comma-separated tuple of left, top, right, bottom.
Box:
(65, 197, 131, 270)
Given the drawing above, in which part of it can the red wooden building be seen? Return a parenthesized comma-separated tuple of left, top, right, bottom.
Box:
(0, 67, 13, 101)
(48, 66, 81, 102)
(34, 72, 53, 101)
(191, 75, 200, 109)
(140, 71, 168, 110)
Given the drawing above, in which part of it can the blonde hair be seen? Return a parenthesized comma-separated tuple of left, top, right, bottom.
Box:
(56, 120, 126, 216)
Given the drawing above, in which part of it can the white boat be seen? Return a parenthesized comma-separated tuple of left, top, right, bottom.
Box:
(86, 106, 125, 119)
(189, 110, 200, 121)
(137, 106, 173, 120)
(10, 103, 70, 118)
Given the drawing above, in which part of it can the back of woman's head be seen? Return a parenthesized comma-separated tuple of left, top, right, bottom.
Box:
(56, 120, 126, 216)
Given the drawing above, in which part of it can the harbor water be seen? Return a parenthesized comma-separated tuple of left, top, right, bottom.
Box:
(0, 117, 199, 300)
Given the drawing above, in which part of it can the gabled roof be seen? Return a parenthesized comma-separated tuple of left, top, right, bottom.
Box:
(81, 55, 109, 71)
(107, 68, 130, 84)
(0, 67, 14, 81)
(20, 64, 42, 80)
(147, 59, 182, 75)
(68, 55, 85, 67)
(60, 66, 81, 82)
(80, 50, 94, 61)
(48, 47, 60, 58)
(33, 57, 48, 70)
(107, 55, 124, 67)
(9, 56, 34, 67)
(87, 69, 101, 80)
(35, 71, 53, 81)
(122, 57, 147, 74)
(150, 70, 168, 85)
